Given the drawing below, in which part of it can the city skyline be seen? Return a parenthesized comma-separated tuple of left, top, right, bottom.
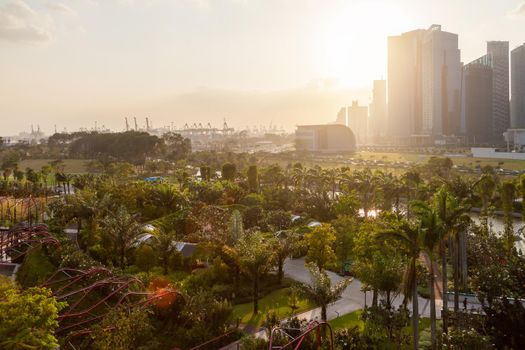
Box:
(1, 0, 525, 135)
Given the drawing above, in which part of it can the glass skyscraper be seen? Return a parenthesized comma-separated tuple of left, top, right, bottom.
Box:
(511, 44, 525, 128)
(487, 41, 510, 141)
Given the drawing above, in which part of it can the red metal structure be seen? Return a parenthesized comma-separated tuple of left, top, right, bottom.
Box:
(0, 224, 58, 262)
(269, 321, 334, 350)
(0, 223, 180, 348)
(42, 267, 176, 336)
(0, 196, 47, 226)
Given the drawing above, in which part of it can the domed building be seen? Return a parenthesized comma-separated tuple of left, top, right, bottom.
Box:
(295, 124, 357, 153)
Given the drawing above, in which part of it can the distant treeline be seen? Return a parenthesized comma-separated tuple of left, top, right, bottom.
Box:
(46, 131, 191, 164)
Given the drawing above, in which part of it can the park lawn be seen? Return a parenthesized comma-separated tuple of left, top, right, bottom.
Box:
(357, 151, 431, 163)
(232, 287, 315, 328)
(329, 310, 364, 331)
(264, 151, 525, 173)
(19, 159, 91, 174)
(359, 151, 525, 170)
(330, 311, 433, 350)
(329, 310, 431, 333)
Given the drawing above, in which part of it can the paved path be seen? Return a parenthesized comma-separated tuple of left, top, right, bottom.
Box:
(283, 258, 441, 321)
(220, 258, 442, 349)
(421, 252, 443, 301)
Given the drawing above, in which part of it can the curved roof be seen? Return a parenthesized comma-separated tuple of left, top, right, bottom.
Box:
(296, 124, 357, 152)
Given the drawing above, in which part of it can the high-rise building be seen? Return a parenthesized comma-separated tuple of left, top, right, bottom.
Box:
(387, 29, 425, 138)
(388, 25, 461, 139)
(511, 44, 525, 128)
(347, 101, 368, 145)
(461, 55, 493, 143)
(369, 80, 387, 142)
(335, 107, 347, 126)
(421, 25, 462, 136)
(487, 41, 510, 141)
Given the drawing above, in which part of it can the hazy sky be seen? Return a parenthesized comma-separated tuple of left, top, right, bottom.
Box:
(1, 0, 524, 135)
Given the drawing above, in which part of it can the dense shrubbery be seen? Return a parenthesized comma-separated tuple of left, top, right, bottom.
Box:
(2, 142, 525, 349)
(16, 247, 56, 288)
(0, 276, 66, 350)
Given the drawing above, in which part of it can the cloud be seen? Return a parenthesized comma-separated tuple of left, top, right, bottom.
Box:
(46, 3, 76, 16)
(0, 0, 53, 43)
(511, 2, 525, 16)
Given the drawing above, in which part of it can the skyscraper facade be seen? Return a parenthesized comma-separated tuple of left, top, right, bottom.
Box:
(461, 55, 493, 143)
(421, 25, 462, 136)
(511, 44, 525, 128)
(369, 80, 387, 142)
(388, 25, 461, 140)
(335, 107, 347, 126)
(487, 41, 510, 141)
(347, 101, 368, 145)
(387, 29, 425, 139)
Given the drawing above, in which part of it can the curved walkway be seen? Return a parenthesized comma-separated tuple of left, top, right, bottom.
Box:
(220, 258, 440, 349)
(283, 258, 440, 320)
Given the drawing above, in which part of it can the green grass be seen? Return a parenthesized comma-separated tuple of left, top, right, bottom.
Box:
(330, 311, 433, 349)
(358, 151, 525, 171)
(263, 151, 525, 173)
(19, 159, 90, 174)
(329, 310, 364, 331)
(232, 287, 315, 328)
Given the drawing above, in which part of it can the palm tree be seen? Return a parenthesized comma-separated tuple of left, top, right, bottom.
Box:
(433, 187, 471, 330)
(40, 165, 52, 200)
(235, 232, 276, 314)
(295, 262, 352, 321)
(151, 224, 178, 275)
(1, 158, 18, 181)
(403, 169, 423, 218)
(228, 209, 244, 245)
(379, 218, 422, 350)
(148, 184, 187, 216)
(377, 171, 404, 213)
(352, 169, 376, 218)
(64, 173, 74, 194)
(291, 164, 307, 190)
(55, 172, 67, 194)
(500, 181, 517, 253)
(274, 230, 296, 284)
(412, 201, 444, 350)
(101, 206, 144, 267)
(518, 174, 525, 218)
(323, 168, 341, 200)
(474, 173, 496, 233)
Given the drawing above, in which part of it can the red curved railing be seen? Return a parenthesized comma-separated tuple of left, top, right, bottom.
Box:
(269, 320, 334, 350)
(0, 224, 58, 262)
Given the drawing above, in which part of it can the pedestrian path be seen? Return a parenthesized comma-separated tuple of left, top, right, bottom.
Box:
(283, 258, 441, 320)
(220, 257, 442, 349)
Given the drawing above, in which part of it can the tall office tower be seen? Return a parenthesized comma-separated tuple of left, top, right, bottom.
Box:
(347, 101, 368, 145)
(388, 29, 425, 138)
(461, 55, 494, 143)
(487, 41, 510, 140)
(388, 25, 461, 139)
(511, 44, 525, 128)
(421, 25, 462, 136)
(369, 80, 387, 142)
(335, 107, 347, 126)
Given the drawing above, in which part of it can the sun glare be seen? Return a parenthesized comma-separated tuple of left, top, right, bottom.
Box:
(316, 2, 414, 88)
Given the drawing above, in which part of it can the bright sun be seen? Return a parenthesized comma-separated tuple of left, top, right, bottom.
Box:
(316, 1, 414, 88)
